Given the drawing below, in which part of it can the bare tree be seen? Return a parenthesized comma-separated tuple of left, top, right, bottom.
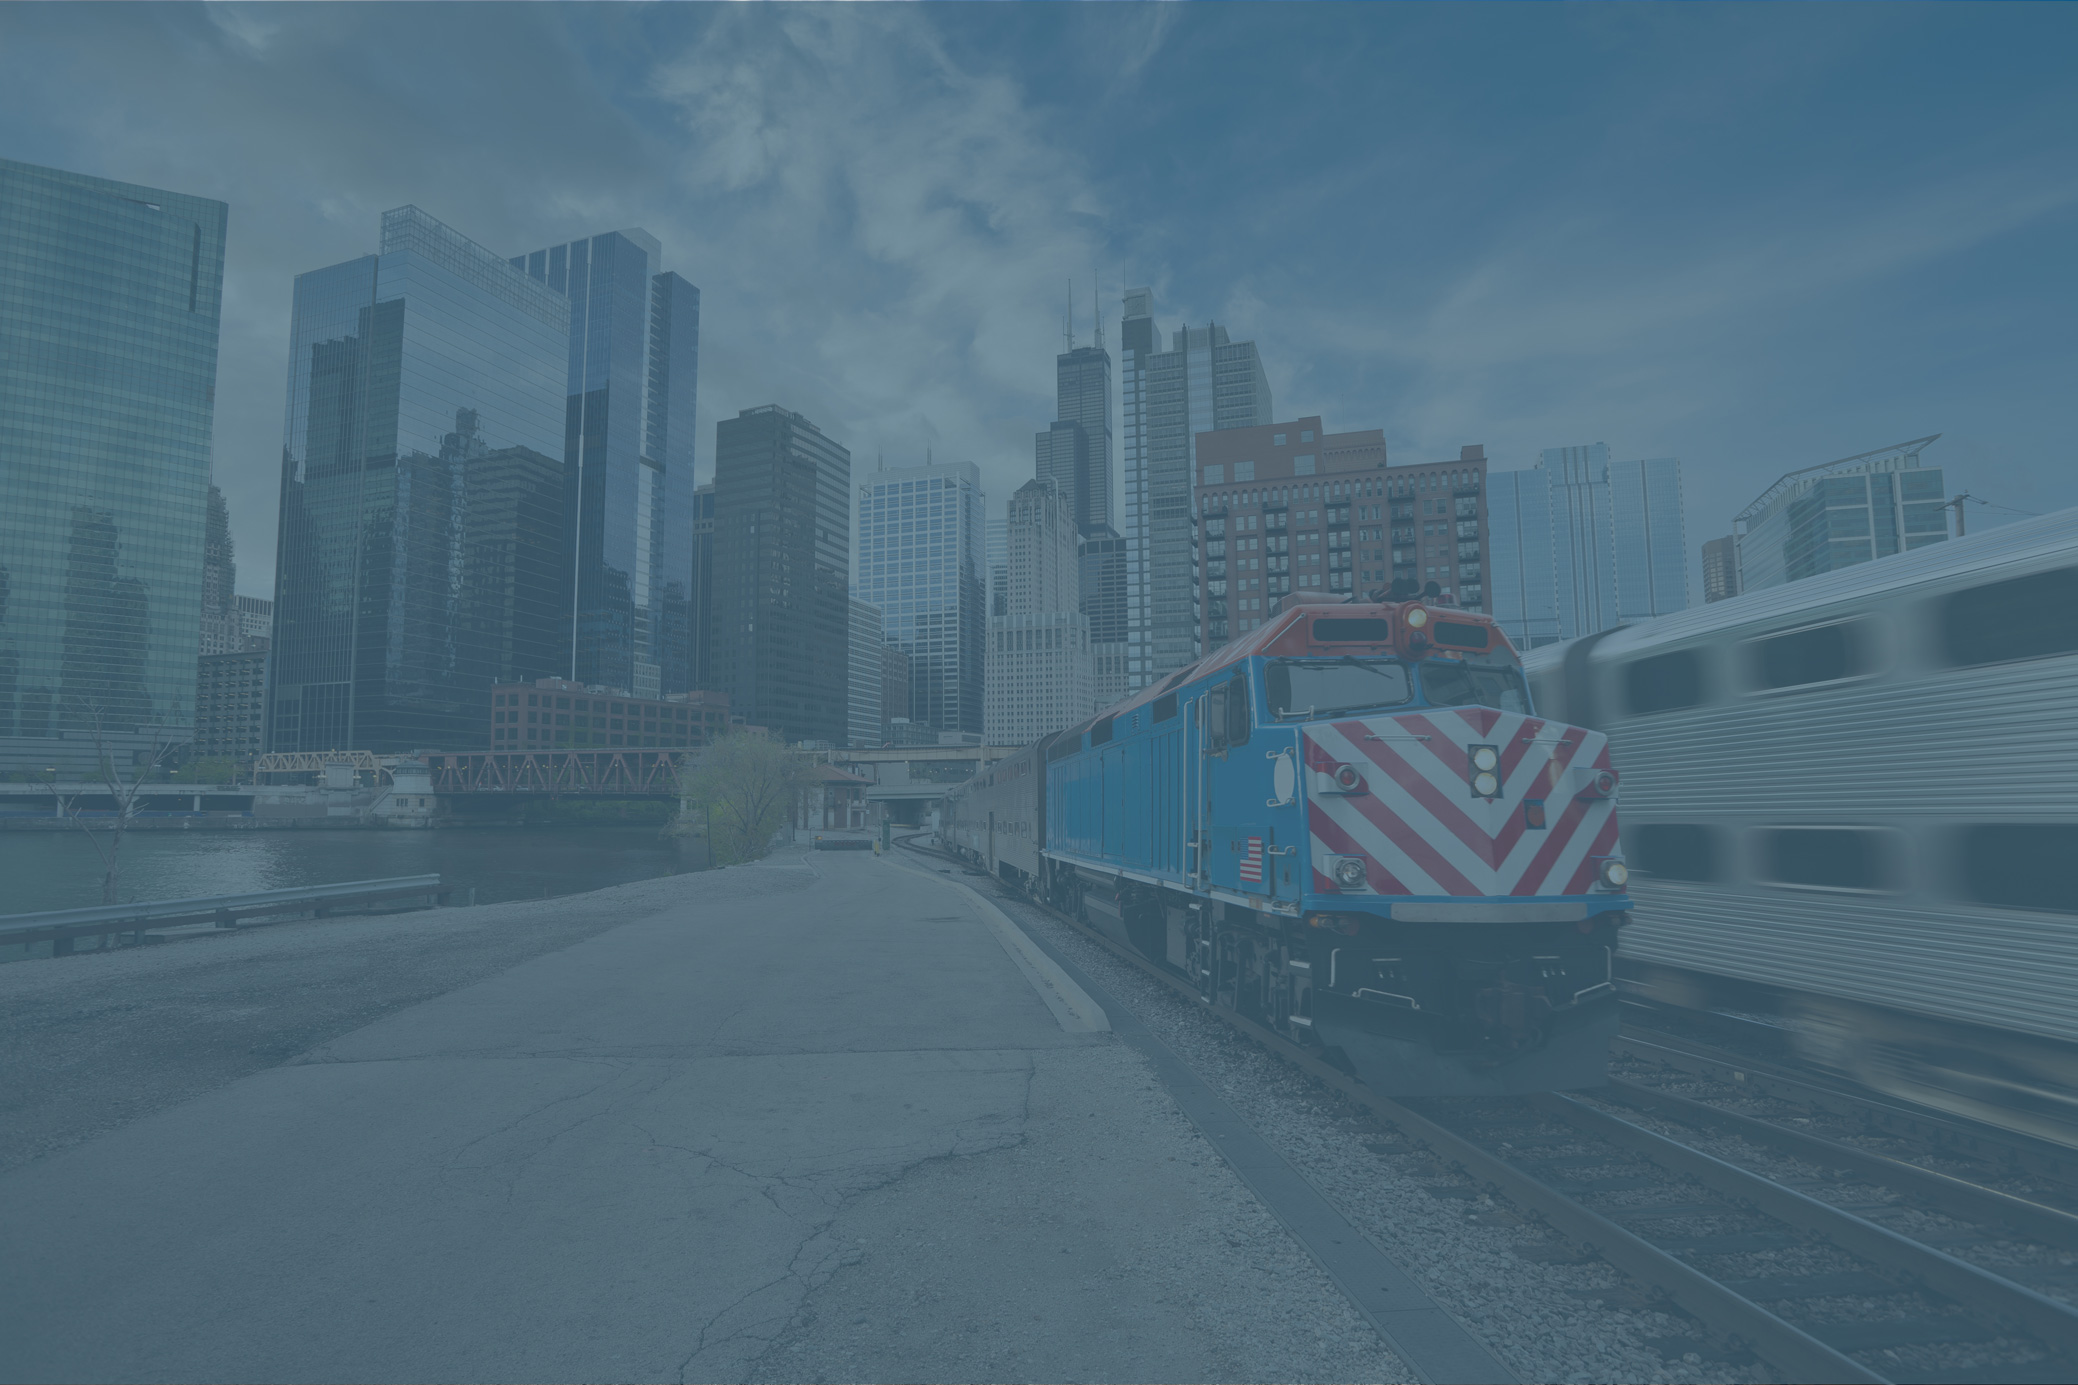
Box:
(676, 732, 811, 866)
(51, 700, 187, 907)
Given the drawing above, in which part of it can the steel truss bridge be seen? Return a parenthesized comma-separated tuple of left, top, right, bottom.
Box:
(423, 748, 689, 796)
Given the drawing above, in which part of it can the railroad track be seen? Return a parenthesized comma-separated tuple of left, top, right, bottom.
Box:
(897, 836, 2078, 1384)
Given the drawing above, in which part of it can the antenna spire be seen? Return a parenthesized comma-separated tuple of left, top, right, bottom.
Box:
(1093, 274, 1104, 351)
(1064, 278, 1075, 350)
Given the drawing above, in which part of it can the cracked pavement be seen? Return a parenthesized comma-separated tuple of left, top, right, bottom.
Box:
(0, 847, 1411, 1383)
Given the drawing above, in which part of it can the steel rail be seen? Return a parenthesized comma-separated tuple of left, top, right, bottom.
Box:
(898, 838, 1883, 1383)
(1616, 1027, 2078, 1194)
(1601, 1074, 2078, 1252)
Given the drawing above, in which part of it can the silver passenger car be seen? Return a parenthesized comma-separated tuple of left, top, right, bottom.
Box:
(1525, 508, 2078, 1144)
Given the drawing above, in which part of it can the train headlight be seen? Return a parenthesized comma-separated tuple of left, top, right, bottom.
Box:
(1333, 763, 1363, 791)
(1403, 606, 1430, 630)
(1598, 859, 1630, 889)
(1472, 771, 1499, 797)
(1593, 770, 1618, 797)
(1471, 746, 1499, 772)
(1333, 857, 1368, 889)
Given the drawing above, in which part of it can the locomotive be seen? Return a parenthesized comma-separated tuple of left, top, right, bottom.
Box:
(1523, 508, 2078, 1145)
(944, 597, 1634, 1096)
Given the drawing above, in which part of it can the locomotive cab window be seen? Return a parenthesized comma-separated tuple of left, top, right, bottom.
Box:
(1267, 658, 1411, 720)
(1937, 567, 2078, 668)
(1431, 621, 1489, 650)
(1419, 660, 1529, 714)
(1744, 618, 1873, 691)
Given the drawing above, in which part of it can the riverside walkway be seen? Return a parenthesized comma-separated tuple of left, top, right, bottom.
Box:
(0, 844, 1423, 1384)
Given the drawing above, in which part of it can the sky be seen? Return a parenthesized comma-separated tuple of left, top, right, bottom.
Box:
(3, 2, 2074, 597)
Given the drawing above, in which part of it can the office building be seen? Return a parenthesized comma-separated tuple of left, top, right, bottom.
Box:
(986, 481, 1092, 745)
(880, 642, 912, 731)
(200, 486, 241, 656)
(1193, 419, 1397, 643)
(0, 159, 227, 770)
(1078, 525, 1129, 708)
(856, 460, 987, 736)
(510, 231, 699, 698)
(690, 482, 715, 689)
(710, 406, 851, 745)
(488, 677, 738, 751)
(235, 595, 273, 648)
(848, 599, 885, 749)
(1486, 444, 1688, 649)
(193, 650, 268, 762)
(1120, 289, 1273, 690)
(987, 512, 1008, 618)
(1036, 340, 1113, 535)
(267, 207, 571, 755)
(1736, 436, 1947, 592)
(1702, 535, 1740, 603)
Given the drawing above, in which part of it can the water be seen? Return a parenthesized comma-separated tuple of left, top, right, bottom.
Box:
(0, 826, 708, 918)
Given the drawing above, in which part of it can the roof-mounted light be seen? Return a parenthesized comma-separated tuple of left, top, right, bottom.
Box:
(1403, 606, 1430, 630)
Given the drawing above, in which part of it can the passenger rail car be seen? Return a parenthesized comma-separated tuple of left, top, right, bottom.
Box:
(1524, 508, 2078, 1145)
(945, 599, 1634, 1096)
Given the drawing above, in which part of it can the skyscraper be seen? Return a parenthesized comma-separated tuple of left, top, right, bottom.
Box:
(987, 511, 1008, 618)
(1736, 436, 1947, 593)
(855, 460, 987, 737)
(0, 159, 226, 771)
(1119, 289, 1273, 690)
(986, 481, 1092, 745)
(710, 406, 851, 745)
(1486, 445, 1689, 649)
(267, 206, 570, 753)
(1701, 535, 1740, 603)
(1078, 526, 1129, 708)
(1036, 342, 1113, 535)
(200, 485, 240, 656)
(690, 482, 715, 689)
(510, 231, 699, 698)
(847, 598, 885, 750)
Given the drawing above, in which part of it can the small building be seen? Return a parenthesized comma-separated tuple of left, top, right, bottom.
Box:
(195, 649, 269, 762)
(488, 678, 741, 751)
(796, 764, 871, 831)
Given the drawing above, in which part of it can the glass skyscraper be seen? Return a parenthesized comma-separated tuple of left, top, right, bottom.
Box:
(0, 159, 227, 771)
(509, 231, 699, 699)
(1736, 436, 1947, 592)
(1119, 290, 1273, 690)
(856, 461, 987, 737)
(267, 206, 570, 754)
(1486, 445, 1689, 649)
(710, 406, 852, 745)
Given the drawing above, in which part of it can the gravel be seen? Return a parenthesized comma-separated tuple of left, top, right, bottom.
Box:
(983, 878, 1770, 1385)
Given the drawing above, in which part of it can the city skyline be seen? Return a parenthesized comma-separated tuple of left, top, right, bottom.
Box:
(4, 5, 2068, 606)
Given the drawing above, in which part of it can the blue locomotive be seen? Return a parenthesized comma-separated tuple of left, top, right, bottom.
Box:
(944, 598, 1633, 1096)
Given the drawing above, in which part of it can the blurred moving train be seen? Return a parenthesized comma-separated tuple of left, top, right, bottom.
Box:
(944, 598, 1636, 1097)
(1523, 507, 2078, 1146)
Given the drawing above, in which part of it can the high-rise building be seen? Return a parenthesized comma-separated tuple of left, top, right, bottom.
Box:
(1736, 436, 1947, 593)
(1078, 525, 1129, 708)
(848, 599, 885, 749)
(690, 482, 715, 689)
(1120, 289, 1273, 690)
(710, 405, 851, 745)
(200, 485, 240, 656)
(267, 206, 570, 754)
(855, 460, 987, 736)
(510, 231, 699, 698)
(1701, 535, 1741, 603)
(1192, 418, 1396, 644)
(987, 511, 1008, 618)
(986, 481, 1092, 745)
(194, 650, 268, 762)
(1486, 444, 1689, 649)
(1036, 343, 1113, 535)
(235, 595, 273, 650)
(0, 159, 227, 770)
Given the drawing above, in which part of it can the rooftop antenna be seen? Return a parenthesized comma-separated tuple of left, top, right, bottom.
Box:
(1093, 274, 1104, 351)
(1064, 278, 1075, 350)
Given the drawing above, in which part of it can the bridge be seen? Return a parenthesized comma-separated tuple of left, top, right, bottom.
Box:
(252, 747, 694, 798)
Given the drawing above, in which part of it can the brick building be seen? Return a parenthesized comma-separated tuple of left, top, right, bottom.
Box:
(487, 678, 742, 751)
(194, 650, 268, 761)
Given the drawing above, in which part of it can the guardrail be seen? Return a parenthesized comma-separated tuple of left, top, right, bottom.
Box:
(0, 875, 450, 956)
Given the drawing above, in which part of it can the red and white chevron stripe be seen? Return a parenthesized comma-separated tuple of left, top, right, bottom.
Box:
(1304, 708, 1620, 899)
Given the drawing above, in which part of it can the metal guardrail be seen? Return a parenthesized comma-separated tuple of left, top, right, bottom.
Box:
(0, 875, 450, 956)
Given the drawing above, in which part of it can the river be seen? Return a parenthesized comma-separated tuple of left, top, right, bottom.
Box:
(0, 826, 709, 919)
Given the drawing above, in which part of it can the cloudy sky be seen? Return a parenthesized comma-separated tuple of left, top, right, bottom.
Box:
(4, 2, 2074, 595)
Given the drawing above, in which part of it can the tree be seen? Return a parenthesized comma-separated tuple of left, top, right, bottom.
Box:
(51, 699, 187, 907)
(676, 732, 811, 866)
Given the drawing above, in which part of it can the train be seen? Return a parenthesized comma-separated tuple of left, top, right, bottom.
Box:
(1521, 507, 2078, 1146)
(943, 596, 1635, 1097)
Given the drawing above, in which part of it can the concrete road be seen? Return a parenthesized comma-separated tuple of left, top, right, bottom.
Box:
(0, 849, 1408, 1383)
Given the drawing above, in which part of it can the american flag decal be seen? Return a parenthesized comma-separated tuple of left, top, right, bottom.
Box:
(1239, 836, 1265, 884)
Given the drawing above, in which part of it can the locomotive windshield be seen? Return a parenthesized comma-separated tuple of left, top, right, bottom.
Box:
(1420, 660, 1532, 713)
(1267, 658, 1413, 719)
